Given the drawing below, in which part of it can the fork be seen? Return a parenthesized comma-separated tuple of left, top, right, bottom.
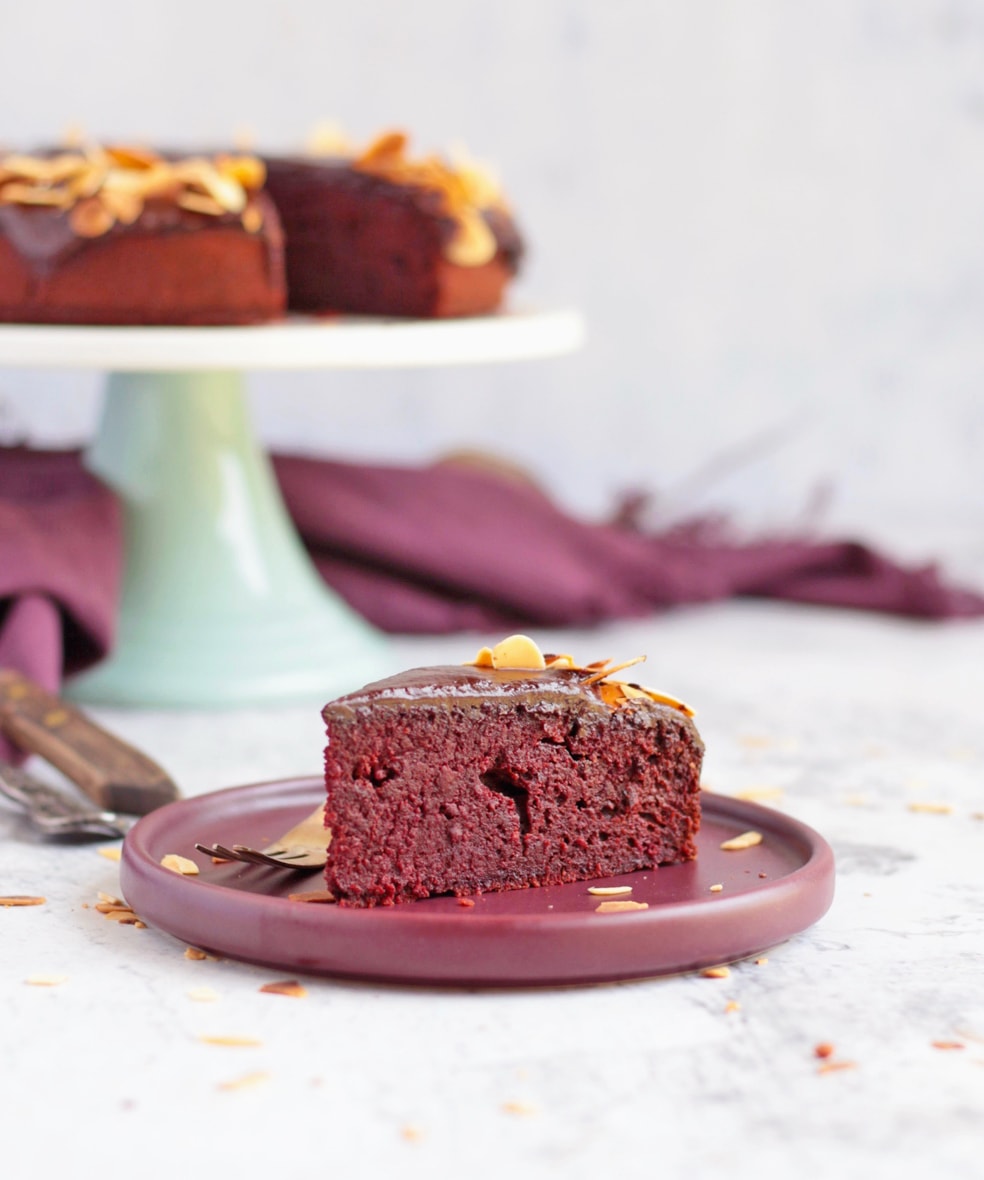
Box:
(0, 760, 129, 840)
(194, 805, 328, 870)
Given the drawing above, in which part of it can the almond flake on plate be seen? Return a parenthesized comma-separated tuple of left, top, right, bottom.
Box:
(594, 899, 648, 914)
(719, 830, 764, 851)
(587, 885, 633, 897)
(161, 854, 199, 875)
(288, 889, 336, 903)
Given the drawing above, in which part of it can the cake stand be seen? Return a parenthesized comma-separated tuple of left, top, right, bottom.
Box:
(0, 310, 584, 707)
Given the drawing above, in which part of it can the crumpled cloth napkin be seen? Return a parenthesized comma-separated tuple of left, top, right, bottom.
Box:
(2, 445, 983, 708)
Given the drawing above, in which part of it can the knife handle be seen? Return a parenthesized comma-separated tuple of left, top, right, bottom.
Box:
(0, 669, 180, 815)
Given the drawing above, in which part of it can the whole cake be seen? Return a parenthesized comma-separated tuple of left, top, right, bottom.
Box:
(0, 145, 285, 325)
(264, 131, 524, 318)
(322, 635, 703, 906)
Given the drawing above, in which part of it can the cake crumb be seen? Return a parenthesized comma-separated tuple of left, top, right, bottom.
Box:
(700, 966, 730, 979)
(25, 973, 68, 986)
(814, 1042, 835, 1059)
(0, 896, 46, 907)
(817, 1060, 857, 1075)
(907, 802, 953, 815)
(185, 946, 208, 960)
(587, 885, 633, 896)
(98, 847, 122, 861)
(217, 1071, 269, 1092)
(709, 883, 724, 892)
(259, 979, 307, 998)
(724, 1000, 741, 1013)
(161, 853, 199, 875)
(595, 899, 649, 913)
(720, 830, 763, 851)
(199, 1035, 262, 1047)
(288, 889, 336, 903)
(931, 1040, 965, 1051)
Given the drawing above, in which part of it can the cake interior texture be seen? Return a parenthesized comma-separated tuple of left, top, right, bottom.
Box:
(323, 666, 704, 906)
(263, 158, 523, 318)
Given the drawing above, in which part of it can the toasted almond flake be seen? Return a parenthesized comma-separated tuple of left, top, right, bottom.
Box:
(161, 854, 199, 875)
(490, 634, 546, 671)
(595, 899, 648, 913)
(134, 921, 147, 929)
(188, 987, 220, 1002)
(176, 191, 226, 217)
(25, 973, 68, 986)
(185, 946, 208, 960)
(814, 1042, 835, 1059)
(97, 891, 123, 905)
(217, 1071, 270, 1092)
(720, 830, 764, 852)
(843, 795, 869, 807)
(95, 900, 133, 914)
(931, 1040, 966, 1051)
(907, 802, 953, 815)
(818, 1060, 857, 1075)
(587, 885, 633, 897)
(69, 196, 115, 237)
(288, 889, 336, 903)
(709, 883, 724, 893)
(738, 735, 773, 749)
(468, 645, 495, 668)
(103, 909, 142, 924)
(755, 957, 769, 966)
(733, 786, 785, 802)
(98, 846, 122, 862)
(259, 979, 307, 998)
(456, 897, 476, 907)
(501, 1101, 538, 1116)
(583, 656, 646, 686)
(400, 1125, 425, 1143)
(724, 1000, 741, 1013)
(241, 203, 263, 233)
(700, 967, 730, 979)
(0, 896, 46, 907)
(971, 812, 984, 821)
(199, 1035, 262, 1047)
(211, 855, 233, 864)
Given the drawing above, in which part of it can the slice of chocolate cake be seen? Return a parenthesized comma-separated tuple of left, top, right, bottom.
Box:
(323, 635, 703, 906)
(0, 146, 285, 325)
(264, 131, 524, 318)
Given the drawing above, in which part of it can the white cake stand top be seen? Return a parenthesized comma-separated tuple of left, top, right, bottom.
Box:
(0, 307, 585, 372)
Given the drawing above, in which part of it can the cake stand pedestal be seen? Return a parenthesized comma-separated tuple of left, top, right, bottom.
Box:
(0, 311, 584, 707)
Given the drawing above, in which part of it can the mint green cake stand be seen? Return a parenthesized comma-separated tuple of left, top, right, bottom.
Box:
(0, 311, 585, 707)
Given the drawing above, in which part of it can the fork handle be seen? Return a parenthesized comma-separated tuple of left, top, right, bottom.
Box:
(0, 669, 179, 815)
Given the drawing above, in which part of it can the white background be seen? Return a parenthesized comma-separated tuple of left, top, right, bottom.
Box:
(1, 1, 982, 567)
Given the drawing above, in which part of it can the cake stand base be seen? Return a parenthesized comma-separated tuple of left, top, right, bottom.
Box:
(67, 370, 387, 708)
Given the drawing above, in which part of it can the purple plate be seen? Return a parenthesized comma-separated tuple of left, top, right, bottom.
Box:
(120, 777, 834, 987)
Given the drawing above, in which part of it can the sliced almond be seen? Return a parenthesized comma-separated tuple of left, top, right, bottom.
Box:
(259, 979, 307, 998)
(218, 1071, 270, 1092)
(594, 899, 648, 913)
(719, 830, 764, 852)
(25, 973, 68, 986)
(709, 883, 724, 892)
(907, 802, 953, 815)
(185, 947, 209, 960)
(241, 203, 264, 233)
(106, 145, 161, 170)
(69, 197, 115, 237)
(176, 192, 227, 217)
(216, 154, 266, 190)
(700, 966, 730, 979)
(161, 854, 200, 875)
(0, 183, 72, 208)
(444, 208, 497, 267)
(98, 846, 122, 862)
(287, 889, 336, 903)
(187, 986, 220, 1002)
(587, 885, 633, 897)
(0, 896, 46, 907)
(99, 188, 143, 225)
(490, 634, 546, 671)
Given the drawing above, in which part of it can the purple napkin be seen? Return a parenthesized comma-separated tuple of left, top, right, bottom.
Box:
(1, 446, 982, 725)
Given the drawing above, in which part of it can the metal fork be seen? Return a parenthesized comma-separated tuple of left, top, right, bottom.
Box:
(0, 760, 129, 840)
(195, 805, 328, 870)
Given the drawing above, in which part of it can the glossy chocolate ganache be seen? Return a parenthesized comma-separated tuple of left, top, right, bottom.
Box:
(322, 636, 704, 906)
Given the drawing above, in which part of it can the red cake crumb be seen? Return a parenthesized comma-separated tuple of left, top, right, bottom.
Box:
(322, 638, 703, 907)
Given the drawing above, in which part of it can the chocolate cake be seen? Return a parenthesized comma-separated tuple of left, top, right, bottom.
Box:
(0, 146, 285, 325)
(322, 635, 703, 906)
(264, 131, 524, 318)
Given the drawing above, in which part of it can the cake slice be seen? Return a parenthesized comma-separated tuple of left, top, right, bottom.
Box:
(0, 145, 285, 325)
(264, 130, 524, 318)
(322, 635, 703, 906)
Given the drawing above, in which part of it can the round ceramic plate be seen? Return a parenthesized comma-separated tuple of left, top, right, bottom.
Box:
(120, 777, 835, 987)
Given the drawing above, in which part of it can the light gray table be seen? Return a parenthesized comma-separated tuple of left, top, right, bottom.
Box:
(3, 602, 982, 1178)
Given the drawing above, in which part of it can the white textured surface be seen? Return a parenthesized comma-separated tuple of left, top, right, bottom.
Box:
(3, 605, 983, 1178)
